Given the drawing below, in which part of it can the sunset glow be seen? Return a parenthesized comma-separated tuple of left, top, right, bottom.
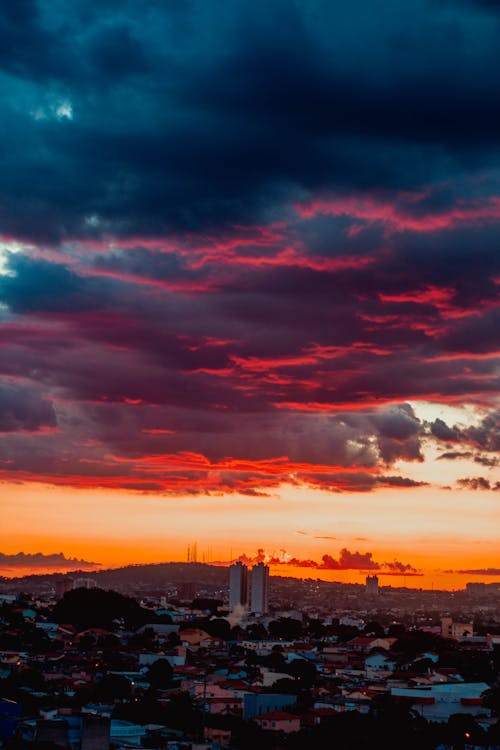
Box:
(0, 0, 499, 590)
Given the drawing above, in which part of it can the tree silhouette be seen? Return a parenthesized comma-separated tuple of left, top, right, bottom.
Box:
(52, 587, 148, 629)
(147, 658, 173, 690)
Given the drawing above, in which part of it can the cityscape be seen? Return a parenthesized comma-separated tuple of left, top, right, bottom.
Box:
(1, 0, 500, 749)
(0, 561, 499, 749)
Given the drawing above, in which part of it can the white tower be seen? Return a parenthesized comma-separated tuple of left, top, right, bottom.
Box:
(229, 561, 248, 608)
(251, 562, 269, 614)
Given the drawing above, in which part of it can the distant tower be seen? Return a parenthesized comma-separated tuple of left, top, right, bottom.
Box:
(73, 577, 97, 590)
(365, 575, 379, 595)
(251, 562, 269, 614)
(229, 561, 248, 609)
(55, 577, 73, 599)
(178, 581, 197, 601)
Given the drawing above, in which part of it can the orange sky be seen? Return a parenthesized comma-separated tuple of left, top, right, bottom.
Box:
(2, 0, 500, 600)
(2, 476, 499, 590)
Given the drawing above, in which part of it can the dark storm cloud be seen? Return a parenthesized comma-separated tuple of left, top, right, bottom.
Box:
(431, 411, 500, 452)
(0, 2, 70, 81)
(0, 381, 57, 432)
(437, 450, 473, 460)
(431, 419, 462, 442)
(0, 255, 91, 313)
(0, 1, 499, 494)
(2, 0, 500, 240)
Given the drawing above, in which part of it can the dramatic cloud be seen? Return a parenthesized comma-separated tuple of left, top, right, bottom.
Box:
(0, 0, 498, 497)
(431, 411, 500, 452)
(0, 551, 100, 570)
(234, 547, 419, 574)
(437, 451, 474, 460)
(457, 476, 500, 491)
(0, 382, 57, 433)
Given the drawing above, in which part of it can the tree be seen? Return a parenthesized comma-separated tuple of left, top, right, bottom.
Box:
(391, 631, 445, 658)
(268, 617, 303, 640)
(273, 677, 299, 694)
(128, 627, 157, 650)
(52, 588, 149, 629)
(445, 713, 486, 750)
(387, 623, 406, 638)
(285, 659, 317, 688)
(482, 685, 500, 716)
(96, 674, 132, 701)
(246, 622, 268, 640)
(204, 617, 231, 641)
(147, 658, 173, 690)
(363, 620, 385, 638)
(192, 598, 222, 614)
(305, 618, 325, 638)
(162, 692, 202, 733)
(166, 630, 181, 647)
(264, 649, 286, 671)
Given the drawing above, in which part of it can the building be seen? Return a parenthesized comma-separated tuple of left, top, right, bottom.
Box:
(73, 577, 97, 589)
(390, 682, 489, 722)
(243, 693, 297, 720)
(441, 617, 473, 640)
(55, 578, 74, 599)
(365, 575, 379, 595)
(229, 561, 248, 609)
(251, 562, 269, 614)
(254, 711, 300, 734)
(109, 720, 146, 746)
(177, 581, 197, 601)
(466, 582, 500, 596)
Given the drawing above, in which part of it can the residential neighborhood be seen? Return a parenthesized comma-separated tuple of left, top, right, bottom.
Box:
(0, 569, 499, 750)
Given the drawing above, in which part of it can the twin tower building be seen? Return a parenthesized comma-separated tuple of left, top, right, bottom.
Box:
(229, 560, 269, 614)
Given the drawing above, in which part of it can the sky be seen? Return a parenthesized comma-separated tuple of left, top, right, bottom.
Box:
(0, 0, 499, 589)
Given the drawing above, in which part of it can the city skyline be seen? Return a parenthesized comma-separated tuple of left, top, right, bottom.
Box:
(0, 0, 499, 589)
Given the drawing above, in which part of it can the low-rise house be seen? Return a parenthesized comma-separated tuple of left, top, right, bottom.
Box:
(364, 651, 397, 673)
(193, 682, 235, 700)
(206, 697, 243, 716)
(390, 681, 490, 722)
(254, 711, 300, 733)
(441, 617, 473, 640)
(243, 692, 297, 720)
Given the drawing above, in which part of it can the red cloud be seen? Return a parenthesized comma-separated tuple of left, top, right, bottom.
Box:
(294, 192, 500, 234)
(233, 547, 419, 574)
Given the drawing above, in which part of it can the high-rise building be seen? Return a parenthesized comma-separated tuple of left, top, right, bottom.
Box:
(177, 581, 197, 601)
(365, 575, 379, 595)
(73, 577, 97, 589)
(229, 561, 248, 609)
(55, 577, 74, 599)
(250, 562, 269, 614)
(440, 616, 473, 640)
